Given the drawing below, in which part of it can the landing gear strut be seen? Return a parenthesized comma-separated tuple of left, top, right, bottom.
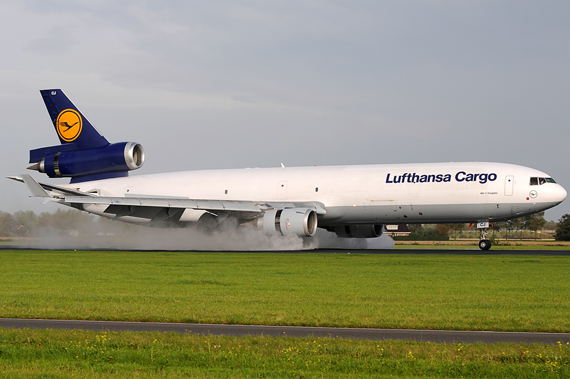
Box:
(478, 227, 491, 250)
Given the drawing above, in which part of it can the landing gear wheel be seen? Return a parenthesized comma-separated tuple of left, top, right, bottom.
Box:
(478, 239, 492, 250)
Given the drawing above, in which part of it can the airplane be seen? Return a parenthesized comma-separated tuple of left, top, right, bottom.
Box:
(8, 89, 568, 250)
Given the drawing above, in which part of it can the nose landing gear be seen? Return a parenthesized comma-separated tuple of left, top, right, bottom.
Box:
(478, 238, 491, 250)
(477, 224, 492, 250)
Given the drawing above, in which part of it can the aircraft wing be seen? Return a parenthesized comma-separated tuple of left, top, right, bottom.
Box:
(9, 175, 326, 222)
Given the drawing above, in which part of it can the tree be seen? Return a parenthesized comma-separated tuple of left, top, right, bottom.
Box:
(433, 224, 450, 237)
(12, 211, 39, 236)
(544, 220, 557, 231)
(522, 211, 546, 240)
(37, 209, 94, 235)
(408, 224, 450, 240)
(0, 211, 17, 237)
(554, 214, 570, 241)
(491, 221, 509, 239)
(507, 217, 525, 239)
(447, 223, 465, 239)
(407, 224, 423, 234)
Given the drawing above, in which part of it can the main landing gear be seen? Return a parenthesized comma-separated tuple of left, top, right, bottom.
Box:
(478, 226, 491, 250)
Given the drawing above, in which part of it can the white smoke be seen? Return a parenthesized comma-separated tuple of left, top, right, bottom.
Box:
(309, 228, 396, 250)
(23, 216, 395, 251)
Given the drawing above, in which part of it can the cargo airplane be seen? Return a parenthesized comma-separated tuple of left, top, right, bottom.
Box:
(8, 89, 567, 250)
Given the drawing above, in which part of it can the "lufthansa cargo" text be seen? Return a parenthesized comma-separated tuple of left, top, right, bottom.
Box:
(386, 171, 497, 184)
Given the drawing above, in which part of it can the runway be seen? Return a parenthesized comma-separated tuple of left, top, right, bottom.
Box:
(317, 249, 570, 256)
(1, 318, 569, 345)
(1, 245, 570, 255)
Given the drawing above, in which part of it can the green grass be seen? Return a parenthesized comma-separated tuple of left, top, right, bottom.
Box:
(1, 328, 569, 378)
(1, 250, 570, 332)
(2, 250, 570, 378)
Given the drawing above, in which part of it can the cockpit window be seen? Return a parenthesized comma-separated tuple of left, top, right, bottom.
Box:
(530, 177, 556, 185)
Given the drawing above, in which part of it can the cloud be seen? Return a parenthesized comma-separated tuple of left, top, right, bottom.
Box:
(1, 0, 569, 223)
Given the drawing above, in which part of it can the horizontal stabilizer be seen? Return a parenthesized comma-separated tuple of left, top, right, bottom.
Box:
(9, 175, 95, 198)
(20, 174, 50, 197)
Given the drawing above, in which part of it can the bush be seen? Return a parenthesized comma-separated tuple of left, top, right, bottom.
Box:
(404, 225, 450, 241)
(554, 214, 570, 241)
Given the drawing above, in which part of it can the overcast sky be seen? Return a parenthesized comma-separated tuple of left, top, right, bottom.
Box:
(1, 1, 569, 221)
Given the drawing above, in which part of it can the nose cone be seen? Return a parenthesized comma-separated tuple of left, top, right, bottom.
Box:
(557, 184, 568, 204)
(537, 183, 567, 212)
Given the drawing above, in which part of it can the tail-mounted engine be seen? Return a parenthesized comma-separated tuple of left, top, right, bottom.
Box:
(28, 142, 145, 181)
(259, 208, 318, 237)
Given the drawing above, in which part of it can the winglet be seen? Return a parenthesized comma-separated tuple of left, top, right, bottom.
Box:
(20, 174, 50, 197)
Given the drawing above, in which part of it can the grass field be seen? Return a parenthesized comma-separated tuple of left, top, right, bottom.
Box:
(2, 249, 570, 377)
(1, 328, 569, 378)
(1, 250, 570, 332)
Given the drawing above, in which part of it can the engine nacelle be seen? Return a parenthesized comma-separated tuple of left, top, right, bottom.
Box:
(334, 224, 384, 238)
(259, 208, 318, 237)
(30, 142, 144, 179)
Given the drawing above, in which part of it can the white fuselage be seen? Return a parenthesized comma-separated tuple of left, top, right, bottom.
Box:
(68, 162, 566, 226)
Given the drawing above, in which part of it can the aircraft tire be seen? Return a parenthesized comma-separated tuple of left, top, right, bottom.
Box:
(478, 239, 492, 250)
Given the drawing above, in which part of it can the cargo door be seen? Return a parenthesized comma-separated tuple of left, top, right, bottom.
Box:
(504, 175, 514, 196)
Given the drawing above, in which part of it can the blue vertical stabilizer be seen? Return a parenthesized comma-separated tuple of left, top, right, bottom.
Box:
(40, 89, 109, 149)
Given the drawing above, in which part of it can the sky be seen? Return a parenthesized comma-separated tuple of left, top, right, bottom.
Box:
(1, 0, 569, 221)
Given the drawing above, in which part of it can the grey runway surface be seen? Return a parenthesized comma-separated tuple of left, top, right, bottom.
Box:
(1, 318, 570, 345)
(316, 249, 570, 256)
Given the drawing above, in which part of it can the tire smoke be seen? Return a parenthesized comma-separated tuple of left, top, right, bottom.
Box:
(22, 217, 395, 251)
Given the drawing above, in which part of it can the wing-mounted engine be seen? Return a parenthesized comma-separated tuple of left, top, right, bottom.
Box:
(28, 142, 145, 182)
(259, 208, 318, 237)
(332, 224, 384, 238)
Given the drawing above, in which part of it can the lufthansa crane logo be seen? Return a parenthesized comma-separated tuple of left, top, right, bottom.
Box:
(56, 109, 83, 142)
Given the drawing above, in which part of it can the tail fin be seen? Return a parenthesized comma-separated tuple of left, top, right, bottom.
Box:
(28, 89, 144, 183)
(40, 89, 109, 149)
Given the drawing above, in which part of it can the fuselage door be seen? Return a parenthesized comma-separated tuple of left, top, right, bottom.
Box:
(505, 175, 514, 196)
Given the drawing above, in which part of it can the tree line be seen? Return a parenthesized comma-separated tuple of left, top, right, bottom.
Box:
(401, 212, 570, 241)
